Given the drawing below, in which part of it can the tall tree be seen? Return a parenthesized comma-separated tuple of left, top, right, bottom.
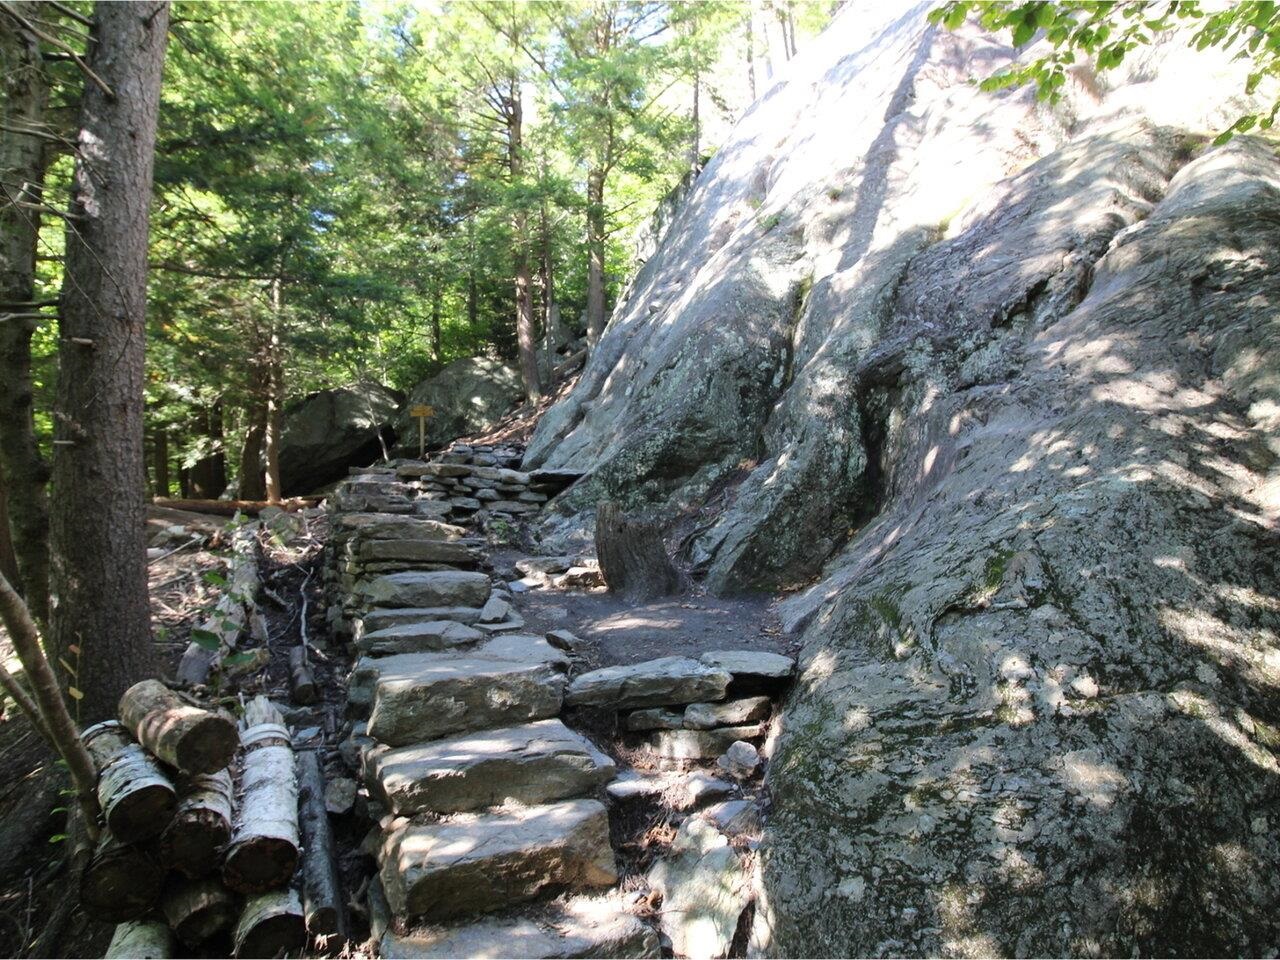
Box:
(49, 0, 170, 721)
(0, 1, 52, 625)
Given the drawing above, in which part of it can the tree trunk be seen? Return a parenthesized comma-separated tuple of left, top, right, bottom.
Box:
(189, 401, 226, 499)
(224, 696, 300, 894)
(48, 1, 170, 722)
(82, 719, 176, 844)
(594, 501, 682, 601)
(539, 188, 561, 370)
(585, 167, 607, 351)
(160, 769, 234, 878)
(263, 283, 284, 503)
(233, 888, 305, 959)
(119, 678, 239, 776)
(509, 87, 542, 401)
(746, 8, 757, 100)
(239, 351, 267, 500)
(0, 468, 19, 590)
(81, 830, 165, 922)
(153, 425, 171, 497)
(430, 282, 442, 362)
(0, 2, 52, 626)
(162, 876, 237, 946)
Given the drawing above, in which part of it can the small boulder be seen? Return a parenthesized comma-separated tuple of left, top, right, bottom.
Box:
(716, 740, 760, 780)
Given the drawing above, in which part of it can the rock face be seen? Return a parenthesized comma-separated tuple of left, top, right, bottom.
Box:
(394, 357, 522, 454)
(279, 382, 400, 495)
(524, 2, 1280, 955)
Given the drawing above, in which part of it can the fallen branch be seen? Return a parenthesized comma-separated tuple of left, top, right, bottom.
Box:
(82, 720, 176, 843)
(176, 524, 261, 685)
(223, 697, 299, 894)
(297, 750, 347, 942)
(153, 497, 319, 517)
(118, 679, 239, 775)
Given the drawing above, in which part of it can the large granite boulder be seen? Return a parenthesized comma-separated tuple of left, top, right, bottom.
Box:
(394, 357, 522, 454)
(525, 2, 1280, 956)
(278, 382, 400, 495)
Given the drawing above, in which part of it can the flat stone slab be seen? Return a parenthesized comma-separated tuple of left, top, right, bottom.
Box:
(357, 620, 486, 656)
(357, 539, 479, 565)
(643, 725, 765, 761)
(566, 657, 731, 709)
(367, 645, 569, 746)
(397, 462, 472, 478)
(334, 514, 468, 541)
(515, 556, 574, 577)
(349, 635, 570, 711)
(359, 571, 491, 609)
(683, 696, 772, 730)
(359, 607, 483, 634)
(371, 719, 616, 815)
(699, 650, 794, 682)
(379, 799, 617, 921)
(625, 708, 685, 732)
(380, 893, 659, 959)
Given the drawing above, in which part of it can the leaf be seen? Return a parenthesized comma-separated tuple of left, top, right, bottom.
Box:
(66, 686, 83, 701)
(1013, 21, 1036, 46)
(203, 571, 229, 587)
(57, 657, 78, 678)
(189, 628, 222, 651)
(48, 834, 68, 844)
(67, 644, 80, 656)
(223, 651, 259, 668)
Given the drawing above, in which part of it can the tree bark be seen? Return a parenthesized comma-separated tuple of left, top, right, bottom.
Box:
(105, 920, 172, 959)
(594, 500, 682, 601)
(233, 888, 305, 959)
(162, 876, 237, 946)
(49, 1, 170, 722)
(0, 2, 52, 626)
(224, 696, 300, 894)
(82, 719, 176, 844)
(539, 184, 561, 370)
(152, 425, 171, 497)
(429, 283, 442, 362)
(239, 350, 268, 500)
(585, 167, 607, 351)
(508, 83, 542, 401)
(119, 678, 239, 776)
(188, 401, 227, 499)
(160, 768, 233, 878)
(80, 830, 164, 922)
(297, 750, 347, 941)
(263, 282, 284, 503)
(0, 468, 19, 590)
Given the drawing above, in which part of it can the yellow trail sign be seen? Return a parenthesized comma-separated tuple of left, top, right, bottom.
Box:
(409, 404, 434, 458)
(409, 404, 434, 419)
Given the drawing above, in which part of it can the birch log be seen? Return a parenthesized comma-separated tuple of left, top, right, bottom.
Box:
(223, 697, 299, 893)
(105, 920, 171, 959)
(80, 831, 163, 921)
(82, 720, 176, 843)
(119, 679, 239, 775)
(177, 524, 260, 685)
(233, 887, 306, 959)
(160, 769, 234, 878)
(297, 750, 346, 941)
(161, 876, 238, 946)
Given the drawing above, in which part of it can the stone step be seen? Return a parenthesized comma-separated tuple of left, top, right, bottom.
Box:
(356, 619, 486, 656)
(332, 513, 469, 542)
(359, 606, 483, 634)
(354, 539, 481, 565)
(380, 893, 659, 959)
(366, 640, 570, 745)
(370, 719, 616, 815)
(642, 724, 766, 761)
(699, 649, 795, 695)
(379, 799, 617, 922)
(565, 657, 731, 709)
(357, 570, 491, 609)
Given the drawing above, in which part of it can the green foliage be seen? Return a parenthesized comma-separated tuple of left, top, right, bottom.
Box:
(930, 1, 1280, 141)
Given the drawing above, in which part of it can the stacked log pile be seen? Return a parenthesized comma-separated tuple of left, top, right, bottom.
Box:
(89, 683, 342, 958)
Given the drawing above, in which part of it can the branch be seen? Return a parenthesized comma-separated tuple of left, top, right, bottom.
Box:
(0, 2, 115, 99)
(0, 571, 100, 841)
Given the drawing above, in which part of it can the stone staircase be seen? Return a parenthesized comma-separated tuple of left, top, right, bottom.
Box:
(325, 443, 795, 959)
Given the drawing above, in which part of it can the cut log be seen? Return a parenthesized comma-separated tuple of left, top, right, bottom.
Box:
(224, 697, 299, 894)
(177, 524, 260, 685)
(233, 888, 306, 959)
(594, 500, 681, 601)
(118, 679, 239, 775)
(82, 720, 176, 843)
(289, 646, 318, 705)
(160, 769, 234, 878)
(297, 750, 347, 942)
(105, 920, 171, 959)
(80, 831, 164, 921)
(161, 876, 238, 946)
(153, 497, 319, 516)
